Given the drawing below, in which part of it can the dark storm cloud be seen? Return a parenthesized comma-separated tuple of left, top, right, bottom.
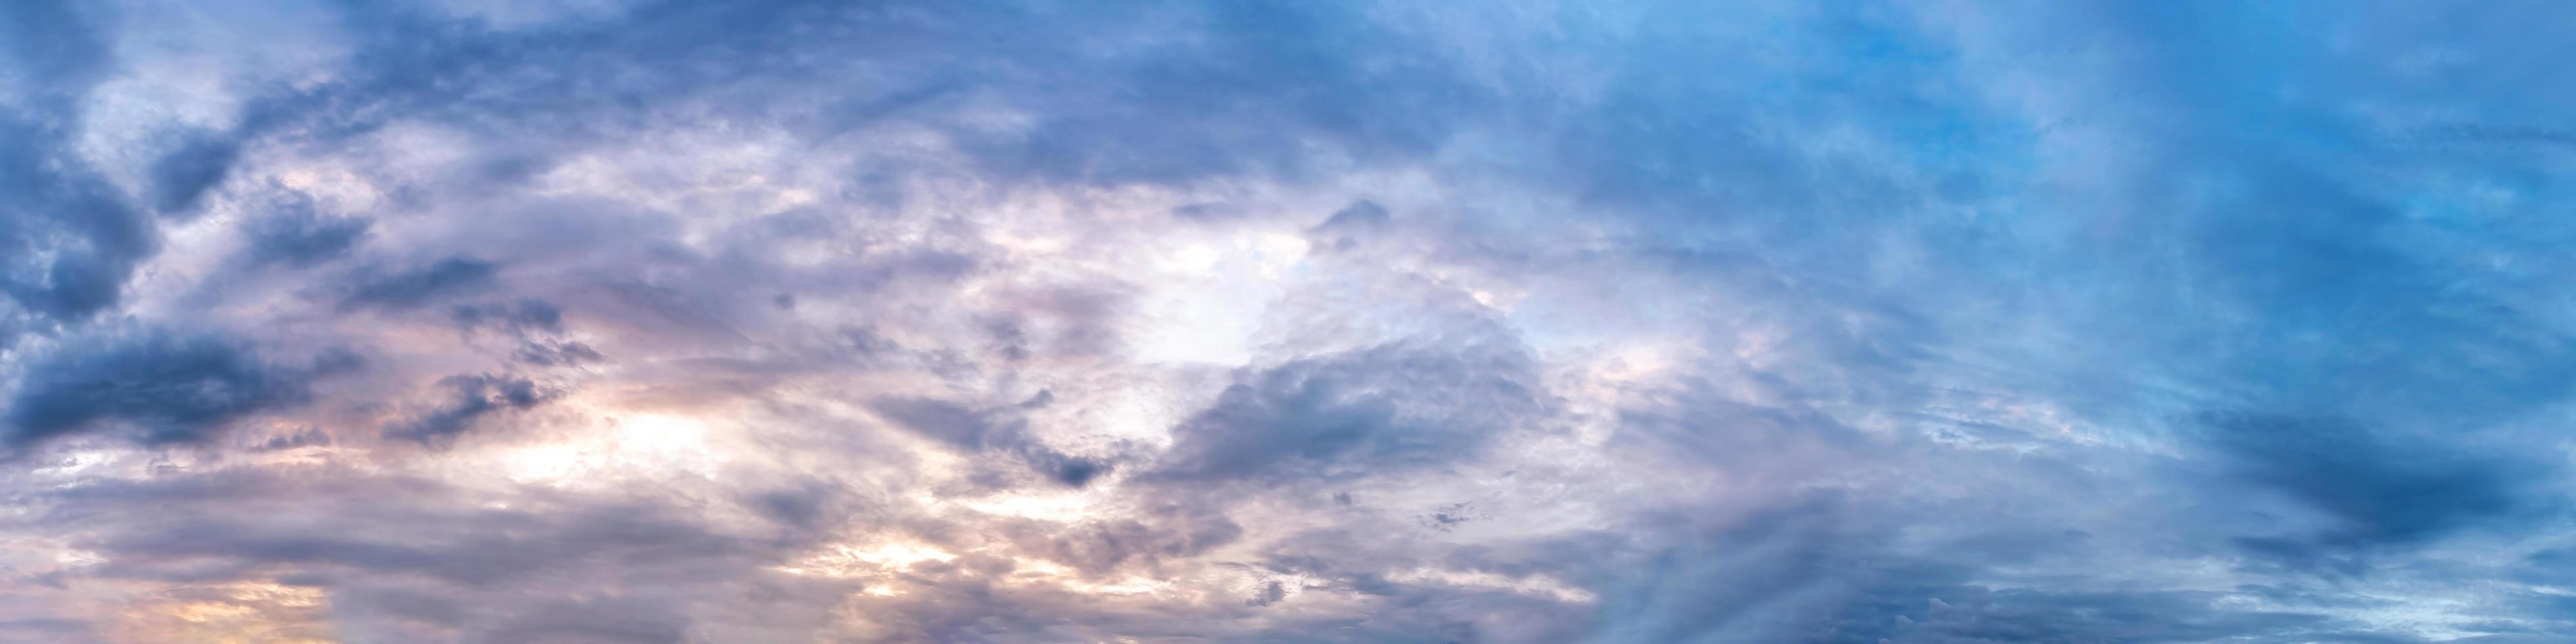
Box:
(2, 329, 309, 451)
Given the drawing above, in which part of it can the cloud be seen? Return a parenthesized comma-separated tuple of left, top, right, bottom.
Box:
(0, 1, 163, 329)
(383, 374, 558, 445)
(338, 256, 502, 312)
(1, 0, 2573, 641)
(148, 130, 244, 214)
(376, 376, 558, 446)
(0, 118, 157, 325)
(515, 340, 604, 366)
(2192, 413, 2547, 576)
(1149, 339, 1544, 484)
(1873, 587, 2354, 644)
(240, 204, 371, 269)
(2, 328, 309, 451)
(451, 299, 562, 333)
(869, 393, 1114, 487)
(37, 468, 843, 642)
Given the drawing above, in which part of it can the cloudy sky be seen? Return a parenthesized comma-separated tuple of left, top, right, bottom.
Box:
(3, 1, 2575, 642)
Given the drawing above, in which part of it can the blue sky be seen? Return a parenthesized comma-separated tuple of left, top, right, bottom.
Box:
(3, 1, 2575, 641)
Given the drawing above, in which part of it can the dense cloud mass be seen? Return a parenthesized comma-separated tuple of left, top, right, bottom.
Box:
(3, 0, 2575, 641)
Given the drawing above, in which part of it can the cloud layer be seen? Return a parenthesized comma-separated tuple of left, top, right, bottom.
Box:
(5, 0, 2576, 641)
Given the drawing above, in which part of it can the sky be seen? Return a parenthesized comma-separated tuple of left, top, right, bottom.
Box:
(2, 1, 2574, 642)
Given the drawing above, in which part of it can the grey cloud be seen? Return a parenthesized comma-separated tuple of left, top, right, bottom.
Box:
(2, 329, 309, 452)
(1586, 499, 2390, 644)
(340, 256, 503, 311)
(452, 298, 563, 333)
(481, 596, 689, 644)
(868, 397, 1002, 449)
(76, 488, 635, 587)
(1873, 587, 2349, 644)
(742, 484, 840, 530)
(0, 0, 110, 103)
(253, 426, 332, 451)
(1223, 523, 1606, 639)
(1592, 501, 1884, 643)
(384, 374, 558, 445)
(1171, 202, 1247, 222)
(1306, 198, 1392, 252)
(1002, 504, 1243, 576)
(516, 340, 605, 367)
(240, 203, 371, 269)
(2207, 415, 2538, 543)
(1247, 580, 1286, 607)
(869, 393, 1114, 487)
(2190, 413, 2546, 577)
(1150, 340, 1544, 484)
(246, 1, 1487, 199)
(0, 118, 157, 325)
(41, 469, 846, 642)
(0, 1, 160, 327)
(930, 2, 1493, 187)
(0, 618, 88, 639)
(309, 345, 369, 375)
(1315, 199, 1391, 230)
(148, 131, 244, 214)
